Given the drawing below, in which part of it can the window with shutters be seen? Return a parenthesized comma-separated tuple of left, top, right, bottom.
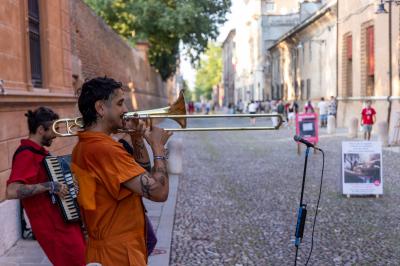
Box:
(28, 0, 42, 88)
(365, 25, 375, 96)
(342, 33, 353, 97)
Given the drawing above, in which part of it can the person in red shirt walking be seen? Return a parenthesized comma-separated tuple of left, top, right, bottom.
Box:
(361, 100, 376, 141)
(6, 107, 86, 266)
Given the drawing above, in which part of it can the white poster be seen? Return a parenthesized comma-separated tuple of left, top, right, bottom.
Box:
(342, 141, 383, 195)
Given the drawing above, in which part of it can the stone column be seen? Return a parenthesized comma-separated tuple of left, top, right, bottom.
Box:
(389, 111, 400, 145)
(167, 138, 183, 175)
(348, 117, 358, 138)
(327, 115, 336, 134)
(377, 121, 389, 146)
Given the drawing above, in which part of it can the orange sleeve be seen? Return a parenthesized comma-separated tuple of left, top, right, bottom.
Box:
(91, 142, 146, 200)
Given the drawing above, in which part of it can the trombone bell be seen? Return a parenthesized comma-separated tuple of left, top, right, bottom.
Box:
(123, 90, 187, 128)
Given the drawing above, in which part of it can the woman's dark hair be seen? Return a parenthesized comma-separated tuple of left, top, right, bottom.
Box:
(78, 77, 122, 128)
(25, 107, 59, 134)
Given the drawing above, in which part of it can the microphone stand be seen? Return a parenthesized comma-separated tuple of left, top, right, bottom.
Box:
(294, 146, 310, 266)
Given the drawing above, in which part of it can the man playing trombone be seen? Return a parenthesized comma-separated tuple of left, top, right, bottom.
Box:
(71, 77, 172, 265)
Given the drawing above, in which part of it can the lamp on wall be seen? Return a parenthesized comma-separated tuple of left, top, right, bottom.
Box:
(375, 0, 400, 125)
(0, 80, 5, 95)
(376, 2, 387, 13)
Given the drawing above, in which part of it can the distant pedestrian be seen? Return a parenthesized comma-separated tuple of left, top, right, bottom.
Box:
(188, 101, 195, 114)
(277, 100, 285, 116)
(328, 96, 337, 119)
(248, 100, 258, 125)
(195, 102, 202, 113)
(205, 101, 211, 114)
(304, 100, 314, 113)
(318, 97, 328, 128)
(287, 101, 296, 128)
(263, 100, 271, 113)
(293, 100, 299, 114)
(236, 99, 244, 113)
(361, 100, 376, 140)
(228, 102, 235, 114)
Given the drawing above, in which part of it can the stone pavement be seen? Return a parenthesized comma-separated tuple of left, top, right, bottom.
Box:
(169, 119, 400, 265)
(0, 174, 179, 266)
(2, 119, 400, 266)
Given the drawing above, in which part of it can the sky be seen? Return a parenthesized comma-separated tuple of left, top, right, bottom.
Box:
(180, 1, 241, 90)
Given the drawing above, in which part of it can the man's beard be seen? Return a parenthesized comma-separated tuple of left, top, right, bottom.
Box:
(109, 115, 123, 133)
(41, 136, 53, 147)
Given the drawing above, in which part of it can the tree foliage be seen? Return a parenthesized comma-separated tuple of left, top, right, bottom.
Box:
(194, 43, 222, 100)
(84, 0, 231, 80)
(182, 80, 194, 101)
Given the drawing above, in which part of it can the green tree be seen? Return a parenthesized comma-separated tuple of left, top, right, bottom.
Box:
(194, 43, 222, 100)
(84, 0, 231, 80)
(182, 80, 194, 101)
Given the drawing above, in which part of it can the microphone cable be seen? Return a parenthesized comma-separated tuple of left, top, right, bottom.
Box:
(304, 149, 325, 265)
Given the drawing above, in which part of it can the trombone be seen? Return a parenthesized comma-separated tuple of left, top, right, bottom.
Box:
(52, 90, 283, 137)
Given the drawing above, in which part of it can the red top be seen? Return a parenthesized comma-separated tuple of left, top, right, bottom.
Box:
(7, 139, 85, 266)
(361, 107, 376, 125)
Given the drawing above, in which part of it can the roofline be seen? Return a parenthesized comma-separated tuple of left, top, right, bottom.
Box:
(268, 2, 336, 51)
(222, 29, 236, 47)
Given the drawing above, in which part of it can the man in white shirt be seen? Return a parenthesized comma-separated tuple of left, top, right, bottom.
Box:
(248, 100, 258, 125)
(318, 97, 328, 128)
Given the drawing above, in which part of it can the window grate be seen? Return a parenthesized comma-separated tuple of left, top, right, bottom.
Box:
(28, 0, 42, 88)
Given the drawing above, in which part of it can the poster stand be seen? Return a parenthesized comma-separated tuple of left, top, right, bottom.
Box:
(342, 141, 383, 197)
(296, 113, 319, 155)
(346, 194, 380, 198)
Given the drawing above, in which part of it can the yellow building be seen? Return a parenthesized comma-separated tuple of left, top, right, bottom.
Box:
(337, 0, 400, 141)
(268, 1, 337, 102)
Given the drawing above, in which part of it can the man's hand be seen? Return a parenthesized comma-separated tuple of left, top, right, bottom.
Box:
(73, 177, 79, 196)
(52, 182, 69, 199)
(144, 126, 173, 152)
(124, 119, 147, 138)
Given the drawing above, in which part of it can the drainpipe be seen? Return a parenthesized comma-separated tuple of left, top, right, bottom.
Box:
(0, 80, 5, 95)
(336, 0, 339, 98)
(387, 1, 393, 126)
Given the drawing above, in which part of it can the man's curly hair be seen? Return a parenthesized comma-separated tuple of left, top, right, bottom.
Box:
(78, 77, 122, 128)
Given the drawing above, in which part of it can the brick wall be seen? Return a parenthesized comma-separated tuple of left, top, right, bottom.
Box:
(0, 0, 176, 256)
(69, 0, 175, 110)
(0, 0, 78, 255)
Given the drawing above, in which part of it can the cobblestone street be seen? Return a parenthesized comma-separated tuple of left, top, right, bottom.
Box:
(168, 117, 400, 265)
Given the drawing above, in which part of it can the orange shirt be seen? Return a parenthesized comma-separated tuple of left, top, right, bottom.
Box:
(71, 131, 147, 266)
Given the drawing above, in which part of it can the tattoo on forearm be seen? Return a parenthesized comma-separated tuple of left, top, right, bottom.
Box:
(16, 186, 38, 198)
(139, 162, 151, 172)
(153, 165, 168, 186)
(16, 182, 62, 199)
(139, 173, 152, 199)
(16, 183, 49, 199)
(133, 139, 146, 160)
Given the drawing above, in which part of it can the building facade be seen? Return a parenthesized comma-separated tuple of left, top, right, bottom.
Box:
(0, 0, 174, 255)
(222, 29, 236, 106)
(230, 0, 301, 105)
(337, 0, 400, 141)
(0, 0, 77, 254)
(268, 1, 337, 102)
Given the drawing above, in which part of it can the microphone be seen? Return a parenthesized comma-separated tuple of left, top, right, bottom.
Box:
(293, 135, 321, 151)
